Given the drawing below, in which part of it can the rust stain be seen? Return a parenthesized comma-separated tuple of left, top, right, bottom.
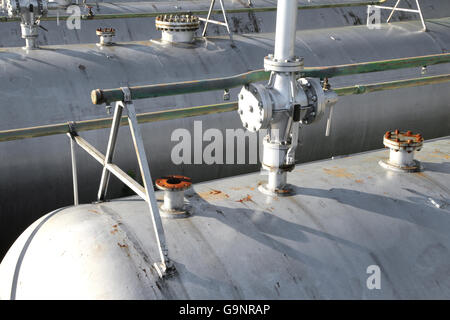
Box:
(230, 187, 242, 190)
(110, 224, 119, 235)
(429, 149, 450, 160)
(323, 166, 354, 179)
(415, 172, 426, 177)
(117, 242, 128, 249)
(236, 194, 253, 203)
(88, 209, 101, 215)
(355, 179, 364, 184)
(198, 189, 230, 200)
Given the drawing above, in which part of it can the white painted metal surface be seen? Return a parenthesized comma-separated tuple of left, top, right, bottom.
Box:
(1, 136, 449, 299)
(1, 18, 450, 261)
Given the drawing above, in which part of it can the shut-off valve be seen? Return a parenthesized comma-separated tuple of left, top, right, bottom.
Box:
(237, 0, 338, 196)
(1, 0, 72, 49)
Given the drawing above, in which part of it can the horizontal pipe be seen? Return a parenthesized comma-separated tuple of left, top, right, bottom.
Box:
(0, 102, 238, 142)
(334, 73, 450, 96)
(92, 53, 450, 105)
(0, 1, 387, 22)
(1, 73, 449, 143)
(91, 70, 268, 105)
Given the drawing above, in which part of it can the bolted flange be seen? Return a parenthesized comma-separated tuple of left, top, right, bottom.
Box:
(238, 83, 273, 133)
(379, 130, 424, 172)
(96, 28, 116, 46)
(264, 54, 304, 73)
(155, 14, 200, 43)
(155, 175, 192, 218)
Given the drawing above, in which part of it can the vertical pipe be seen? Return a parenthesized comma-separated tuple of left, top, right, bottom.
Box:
(273, 0, 298, 61)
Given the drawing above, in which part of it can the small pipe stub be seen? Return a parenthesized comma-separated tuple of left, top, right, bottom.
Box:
(155, 175, 192, 218)
(96, 28, 116, 46)
(379, 130, 424, 172)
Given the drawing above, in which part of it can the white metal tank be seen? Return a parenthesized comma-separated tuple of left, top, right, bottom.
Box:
(1, 17, 450, 261)
(0, 136, 449, 299)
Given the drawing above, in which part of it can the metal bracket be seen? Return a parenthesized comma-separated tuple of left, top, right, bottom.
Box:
(200, 0, 234, 43)
(66, 92, 175, 278)
(369, 0, 427, 31)
(120, 86, 132, 103)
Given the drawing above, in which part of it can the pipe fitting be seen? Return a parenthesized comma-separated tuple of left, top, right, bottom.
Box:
(96, 28, 116, 46)
(20, 23, 39, 49)
(155, 14, 199, 43)
(379, 130, 424, 172)
(155, 175, 192, 218)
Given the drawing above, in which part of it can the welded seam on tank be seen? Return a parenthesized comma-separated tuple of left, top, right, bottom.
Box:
(10, 207, 69, 300)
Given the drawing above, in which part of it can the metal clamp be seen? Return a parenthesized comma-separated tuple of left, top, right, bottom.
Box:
(68, 121, 77, 136)
(120, 86, 132, 103)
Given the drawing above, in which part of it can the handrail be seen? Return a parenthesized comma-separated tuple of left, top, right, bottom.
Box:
(91, 53, 450, 105)
(2, 73, 449, 143)
(0, 1, 388, 22)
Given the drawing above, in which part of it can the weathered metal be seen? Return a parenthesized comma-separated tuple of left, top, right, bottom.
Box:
(155, 175, 192, 217)
(1, 17, 450, 262)
(1, 136, 449, 299)
(379, 129, 424, 172)
(91, 54, 450, 105)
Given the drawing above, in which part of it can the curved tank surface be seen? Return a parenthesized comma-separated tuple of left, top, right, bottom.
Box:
(1, 17, 450, 259)
(2, 0, 450, 47)
(1, 136, 449, 299)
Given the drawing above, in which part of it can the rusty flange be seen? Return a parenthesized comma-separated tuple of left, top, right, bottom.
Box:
(379, 129, 424, 172)
(96, 27, 116, 37)
(155, 14, 200, 31)
(155, 175, 192, 191)
(383, 129, 423, 152)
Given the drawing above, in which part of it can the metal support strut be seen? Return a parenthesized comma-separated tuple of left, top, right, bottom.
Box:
(67, 122, 79, 206)
(66, 87, 175, 278)
(200, 0, 233, 43)
(369, 0, 427, 31)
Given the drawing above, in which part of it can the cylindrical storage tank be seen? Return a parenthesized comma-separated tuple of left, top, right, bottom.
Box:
(0, 18, 450, 260)
(1, 0, 450, 47)
(1, 136, 449, 299)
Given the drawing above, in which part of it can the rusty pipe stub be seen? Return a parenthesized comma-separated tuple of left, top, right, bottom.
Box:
(155, 175, 192, 218)
(96, 28, 116, 46)
(379, 130, 424, 172)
